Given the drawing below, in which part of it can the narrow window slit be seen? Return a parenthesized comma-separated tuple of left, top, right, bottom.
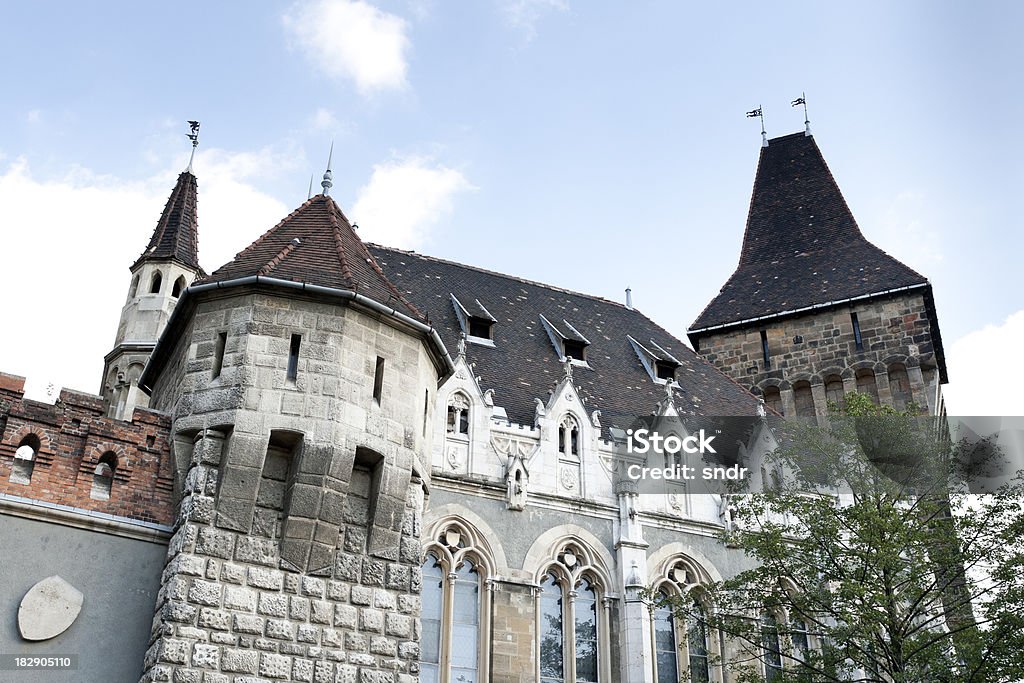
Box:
(211, 332, 227, 379)
(372, 357, 385, 404)
(287, 334, 301, 381)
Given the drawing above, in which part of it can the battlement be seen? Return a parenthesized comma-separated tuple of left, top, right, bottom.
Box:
(0, 371, 175, 526)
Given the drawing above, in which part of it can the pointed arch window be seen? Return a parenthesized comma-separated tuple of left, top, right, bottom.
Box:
(446, 393, 470, 436)
(537, 543, 608, 683)
(171, 275, 186, 298)
(650, 558, 715, 683)
(761, 612, 783, 682)
(558, 415, 581, 457)
(421, 521, 492, 683)
(149, 271, 162, 294)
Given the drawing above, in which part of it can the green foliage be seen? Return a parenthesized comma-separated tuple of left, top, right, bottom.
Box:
(657, 393, 1024, 682)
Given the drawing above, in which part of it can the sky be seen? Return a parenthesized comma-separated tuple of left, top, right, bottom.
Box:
(0, 1, 1021, 414)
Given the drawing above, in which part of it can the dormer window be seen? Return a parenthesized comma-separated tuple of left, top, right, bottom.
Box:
(628, 336, 682, 384)
(451, 294, 497, 346)
(655, 359, 678, 381)
(540, 315, 591, 365)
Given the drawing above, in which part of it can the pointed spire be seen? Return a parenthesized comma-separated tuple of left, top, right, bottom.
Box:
(792, 93, 811, 136)
(185, 121, 200, 173)
(308, 173, 315, 200)
(321, 141, 334, 195)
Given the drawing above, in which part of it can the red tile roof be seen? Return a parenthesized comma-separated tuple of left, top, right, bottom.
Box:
(204, 194, 424, 322)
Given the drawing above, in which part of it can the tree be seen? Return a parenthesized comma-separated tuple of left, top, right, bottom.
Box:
(654, 393, 1024, 683)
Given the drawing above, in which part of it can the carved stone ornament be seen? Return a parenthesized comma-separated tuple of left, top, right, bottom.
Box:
(560, 468, 577, 491)
(446, 448, 461, 470)
(18, 575, 83, 641)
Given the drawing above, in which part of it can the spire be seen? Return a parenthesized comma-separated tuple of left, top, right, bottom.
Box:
(689, 133, 926, 331)
(185, 121, 200, 173)
(747, 105, 767, 147)
(308, 173, 315, 200)
(792, 93, 811, 136)
(321, 142, 334, 195)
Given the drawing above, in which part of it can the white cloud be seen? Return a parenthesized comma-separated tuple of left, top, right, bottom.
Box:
(874, 190, 944, 268)
(26, 109, 41, 124)
(310, 107, 340, 131)
(943, 310, 1024, 415)
(283, 0, 410, 94)
(0, 153, 290, 394)
(351, 157, 473, 249)
(500, 0, 568, 40)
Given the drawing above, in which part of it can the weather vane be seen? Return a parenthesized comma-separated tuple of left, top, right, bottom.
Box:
(792, 93, 811, 136)
(747, 105, 767, 147)
(186, 120, 200, 172)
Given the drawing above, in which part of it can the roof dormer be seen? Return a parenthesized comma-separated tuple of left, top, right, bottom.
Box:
(628, 336, 681, 384)
(540, 315, 591, 364)
(451, 294, 497, 346)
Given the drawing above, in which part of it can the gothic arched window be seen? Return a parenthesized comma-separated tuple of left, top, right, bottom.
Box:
(421, 520, 493, 683)
(650, 558, 714, 683)
(447, 393, 470, 436)
(171, 275, 186, 298)
(558, 415, 581, 457)
(537, 543, 607, 683)
(149, 271, 162, 294)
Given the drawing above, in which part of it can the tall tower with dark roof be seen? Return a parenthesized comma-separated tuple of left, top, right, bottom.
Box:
(688, 132, 948, 417)
(101, 170, 205, 419)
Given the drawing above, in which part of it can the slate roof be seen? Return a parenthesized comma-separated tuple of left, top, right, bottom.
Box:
(689, 133, 928, 333)
(204, 194, 424, 322)
(133, 171, 202, 271)
(368, 245, 760, 435)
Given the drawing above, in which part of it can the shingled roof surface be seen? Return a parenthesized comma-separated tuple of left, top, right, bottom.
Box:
(368, 245, 759, 435)
(690, 133, 927, 332)
(133, 171, 202, 271)
(204, 194, 424, 322)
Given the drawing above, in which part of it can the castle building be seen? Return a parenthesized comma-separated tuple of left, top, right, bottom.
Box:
(0, 128, 945, 683)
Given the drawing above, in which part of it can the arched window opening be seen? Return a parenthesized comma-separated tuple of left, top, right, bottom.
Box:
(10, 435, 40, 485)
(558, 415, 581, 457)
(653, 593, 678, 683)
(793, 381, 815, 418)
(90, 451, 118, 501)
(824, 374, 845, 408)
(889, 363, 913, 410)
(539, 572, 565, 683)
(446, 393, 470, 436)
(856, 369, 879, 403)
(171, 275, 186, 298)
(421, 520, 490, 683)
(149, 271, 162, 294)
(761, 612, 783, 682)
(763, 386, 783, 416)
(687, 602, 711, 682)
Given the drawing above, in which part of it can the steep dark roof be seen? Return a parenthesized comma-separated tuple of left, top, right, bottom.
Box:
(369, 245, 760, 435)
(204, 195, 424, 322)
(690, 133, 928, 332)
(132, 171, 202, 271)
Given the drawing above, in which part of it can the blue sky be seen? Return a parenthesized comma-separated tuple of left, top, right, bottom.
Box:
(1, 1, 1021, 413)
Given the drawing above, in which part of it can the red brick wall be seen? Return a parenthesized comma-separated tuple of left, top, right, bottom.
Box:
(0, 372, 175, 525)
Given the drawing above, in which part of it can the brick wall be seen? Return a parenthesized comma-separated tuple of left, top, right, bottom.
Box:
(0, 372, 175, 525)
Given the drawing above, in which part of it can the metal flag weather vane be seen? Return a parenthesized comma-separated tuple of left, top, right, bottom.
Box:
(747, 105, 767, 147)
(186, 121, 200, 172)
(792, 92, 811, 136)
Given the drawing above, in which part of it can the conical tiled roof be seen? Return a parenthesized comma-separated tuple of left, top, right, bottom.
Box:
(690, 133, 927, 331)
(205, 194, 425, 322)
(132, 171, 202, 271)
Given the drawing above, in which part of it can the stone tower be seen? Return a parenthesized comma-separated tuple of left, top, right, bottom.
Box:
(135, 191, 452, 683)
(688, 132, 948, 417)
(102, 170, 205, 420)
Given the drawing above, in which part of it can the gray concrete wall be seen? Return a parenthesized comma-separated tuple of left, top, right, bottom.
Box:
(0, 513, 167, 683)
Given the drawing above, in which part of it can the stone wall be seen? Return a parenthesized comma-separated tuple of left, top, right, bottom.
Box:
(693, 293, 943, 415)
(140, 290, 440, 683)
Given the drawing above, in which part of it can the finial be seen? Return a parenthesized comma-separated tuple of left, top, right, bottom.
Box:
(185, 121, 200, 173)
(456, 333, 467, 359)
(792, 93, 811, 136)
(321, 141, 334, 195)
(746, 106, 767, 147)
(563, 357, 573, 381)
(308, 173, 314, 200)
(665, 378, 675, 403)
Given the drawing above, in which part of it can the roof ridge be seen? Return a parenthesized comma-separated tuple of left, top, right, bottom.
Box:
(368, 243, 634, 311)
(325, 197, 357, 289)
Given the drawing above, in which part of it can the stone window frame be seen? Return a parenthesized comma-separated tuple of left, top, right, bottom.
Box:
(757, 580, 821, 682)
(534, 539, 613, 683)
(649, 555, 721, 683)
(446, 391, 471, 439)
(557, 413, 582, 458)
(421, 518, 495, 683)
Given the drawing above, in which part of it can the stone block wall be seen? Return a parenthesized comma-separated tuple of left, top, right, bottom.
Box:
(693, 292, 944, 415)
(141, 290, 440, 683)
(490, 582, 536, 683)
(0, 372, 175, 525)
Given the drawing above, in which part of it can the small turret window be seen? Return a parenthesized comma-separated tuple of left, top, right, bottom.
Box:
(149, 271, 162, 294)
(171, 275, 186, 298)
(10, 435, 40, 485)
